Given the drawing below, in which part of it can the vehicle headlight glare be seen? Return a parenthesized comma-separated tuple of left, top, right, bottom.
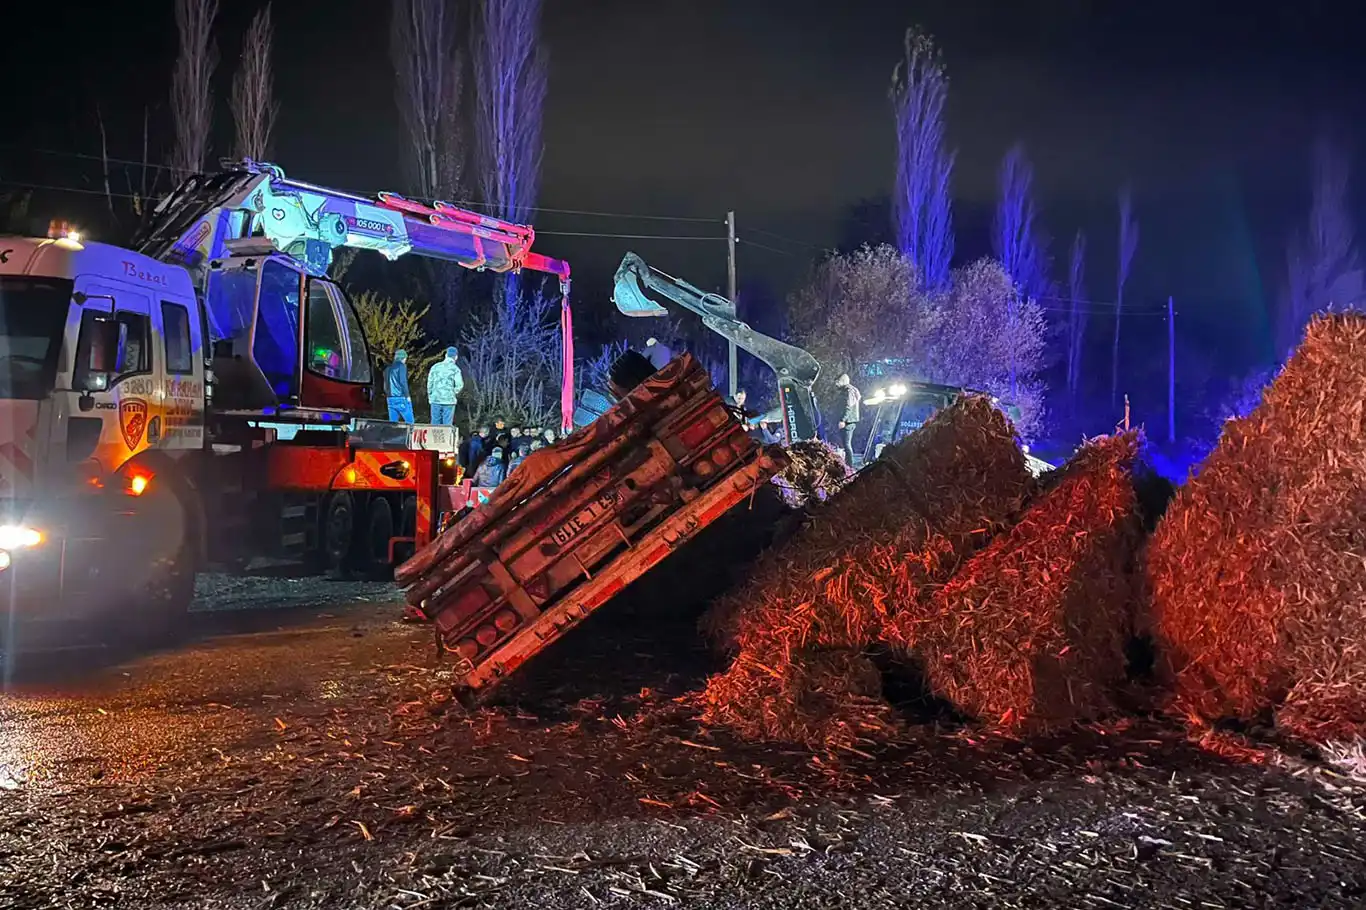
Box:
(0, 525, 43, 549)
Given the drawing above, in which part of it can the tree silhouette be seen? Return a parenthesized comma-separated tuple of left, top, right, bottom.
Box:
(890, 27, 954, 291)
(170, 0, 218, 180)
(474, 0, 548, 315)
(230, 4, 277, 161)
(1280, 136, 1363, 354)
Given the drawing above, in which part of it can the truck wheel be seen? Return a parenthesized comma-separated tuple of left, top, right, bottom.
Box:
(322, 492, 356, 579)
(134, 480, 198, 636)
(145, 539, 197, 630)
(357, 497, 395, 580)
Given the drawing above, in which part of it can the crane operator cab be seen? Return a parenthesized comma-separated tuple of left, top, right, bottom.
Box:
(204, 250, 372, 415)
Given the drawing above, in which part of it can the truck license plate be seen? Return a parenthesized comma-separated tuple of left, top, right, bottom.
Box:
(548, 488, 621, 549)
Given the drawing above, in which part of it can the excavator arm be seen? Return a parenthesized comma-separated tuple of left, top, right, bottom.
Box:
(611, 252, 820, 443)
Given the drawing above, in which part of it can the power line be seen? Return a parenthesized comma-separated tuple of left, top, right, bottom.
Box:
(0, 180, 136, 199)
(0, 178, 725, 244)
(744, 225, 827, 251)
(1037, 305, 1168, 317)
(2, 143, 722, 224)
(536, 230, 724, 241)
(1033, 293, 1166, 312)
(737, 237, 798, 257)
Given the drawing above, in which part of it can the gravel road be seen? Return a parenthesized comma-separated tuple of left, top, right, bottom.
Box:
(1, 574, 1363, 909)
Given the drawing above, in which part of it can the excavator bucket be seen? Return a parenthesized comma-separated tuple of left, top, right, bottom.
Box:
(395, 354, 788, 699)
(610, 263, 669, 317)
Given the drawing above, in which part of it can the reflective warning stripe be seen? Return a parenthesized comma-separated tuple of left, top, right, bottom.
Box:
(335, 452, 419, 490)
(0, 441, 33, 479)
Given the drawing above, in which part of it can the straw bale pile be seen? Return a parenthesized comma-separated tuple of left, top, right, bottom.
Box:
(1147, 314, 1366, 740)
(771, 439, 854, 508)
(884, 433, 1146, 731)
(698, 397, 1033, 745)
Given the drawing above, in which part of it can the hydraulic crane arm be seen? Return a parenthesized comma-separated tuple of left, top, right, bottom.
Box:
(611, 252, 820, 442)
(132, 160, 575, 428)
(133, 159, 571, 285)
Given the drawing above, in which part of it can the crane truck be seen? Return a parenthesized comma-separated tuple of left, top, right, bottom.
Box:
(0, 159, 572, 644)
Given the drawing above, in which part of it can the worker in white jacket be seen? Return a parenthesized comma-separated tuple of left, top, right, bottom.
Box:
(426, 346, 465, 425)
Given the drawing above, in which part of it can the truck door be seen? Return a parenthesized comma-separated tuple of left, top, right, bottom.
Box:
(154, 296, 206, 449)
(71, 282, 162, 473)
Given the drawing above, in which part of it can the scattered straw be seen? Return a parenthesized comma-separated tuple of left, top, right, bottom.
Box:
(698, 650, 897, 750)
(770, 439, 854, 508)
(1147, 313, 1366, 741)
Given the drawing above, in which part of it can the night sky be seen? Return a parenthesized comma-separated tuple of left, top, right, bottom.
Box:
(5, 0, 1366, 385)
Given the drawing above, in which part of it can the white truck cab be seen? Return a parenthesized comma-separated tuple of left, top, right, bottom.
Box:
(0, 237, 208, 626)
(0, 236, 207, 500)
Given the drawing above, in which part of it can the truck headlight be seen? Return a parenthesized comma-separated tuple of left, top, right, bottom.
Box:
(0, 525, 44, 550)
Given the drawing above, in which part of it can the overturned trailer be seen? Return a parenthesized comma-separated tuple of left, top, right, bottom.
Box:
(395, 355, 788, 698)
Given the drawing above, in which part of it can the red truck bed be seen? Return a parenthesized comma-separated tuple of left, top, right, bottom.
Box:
(395, 355, 788, 697)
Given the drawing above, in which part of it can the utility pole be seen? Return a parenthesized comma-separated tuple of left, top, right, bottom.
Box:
(1167, 295, 1176, 444)
(726, 210, 738, 400)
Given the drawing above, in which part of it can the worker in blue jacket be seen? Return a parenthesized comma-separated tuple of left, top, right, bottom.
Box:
(384, 350, 414, 423)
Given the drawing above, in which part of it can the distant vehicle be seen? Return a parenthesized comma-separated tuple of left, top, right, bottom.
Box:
(853, 378, 1040, 469)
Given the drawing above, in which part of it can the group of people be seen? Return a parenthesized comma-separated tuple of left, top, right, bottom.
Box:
(727, 374, 862, 465)
(462, 423, 559, 488)
(380, 345, 564, 489)
(382, 346, 465, 425)
(381, 339, 864, 478)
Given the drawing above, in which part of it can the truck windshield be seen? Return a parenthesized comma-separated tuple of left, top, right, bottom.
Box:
(0, 276, 72, 400)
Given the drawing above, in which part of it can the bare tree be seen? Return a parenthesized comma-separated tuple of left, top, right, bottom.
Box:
(890, 26, 955, 292)
(391, 0, 467, 335)
(231, 4, 278, 161)
(170, 0, 219, 181)
(391, 0, 465, 200)
(1111, 186, 1139, 409)
(1065, 230, 1087, 403)
(930, 259, 1050, 439)
(460, 281, 562, 427)
(1280, 136, 1363, 353)
(474, 0, 548, 312)
(992, 143, 1052, 303)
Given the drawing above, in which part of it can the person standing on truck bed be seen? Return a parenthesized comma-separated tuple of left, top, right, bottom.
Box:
(384, 349, 414, 423)
(835, 372, 861, 465)
(427, 346, 464, 425)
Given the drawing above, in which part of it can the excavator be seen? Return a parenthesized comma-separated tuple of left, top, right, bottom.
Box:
(610, 252, 821, 444)
(0, 158, 572, 645)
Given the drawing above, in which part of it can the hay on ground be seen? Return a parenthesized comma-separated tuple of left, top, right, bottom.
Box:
(699, 397, 1033, 745)
(884, 432, 1146, 731)
(698, 650, 897, 751)
(1146, 313, 1366, 741)
(771, 439, 854, 508)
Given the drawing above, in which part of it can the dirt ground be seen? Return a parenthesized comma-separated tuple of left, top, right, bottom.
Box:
(1, 575, 1364, 909)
